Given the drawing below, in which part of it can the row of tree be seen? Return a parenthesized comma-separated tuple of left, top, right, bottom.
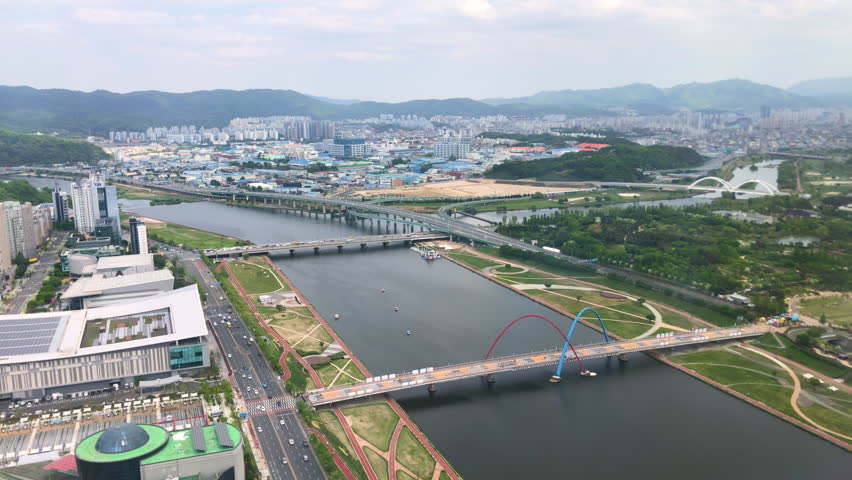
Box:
(0, 128, 106, 166)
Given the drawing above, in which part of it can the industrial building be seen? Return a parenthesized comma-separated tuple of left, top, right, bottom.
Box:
(0, 286, 208, 400)
(75, 422, 244, 480)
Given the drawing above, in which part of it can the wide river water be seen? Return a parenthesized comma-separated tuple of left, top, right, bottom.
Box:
(118, 199, 851, 479)
(18, 174, 851, 477)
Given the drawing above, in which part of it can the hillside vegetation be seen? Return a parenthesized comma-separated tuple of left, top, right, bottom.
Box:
(0, 179, 52, 204)
(486, 144, 704, 182)
(0, 128, 106, 166)
(479, 132, 637, 147)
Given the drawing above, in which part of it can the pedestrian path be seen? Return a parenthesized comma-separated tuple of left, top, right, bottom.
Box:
(245, 395, 297, 416)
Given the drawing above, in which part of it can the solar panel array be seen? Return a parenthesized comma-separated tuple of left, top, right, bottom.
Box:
(0, 316, 63, 356)
(215, 422, 233, 448)
(191, 422, 207, 451)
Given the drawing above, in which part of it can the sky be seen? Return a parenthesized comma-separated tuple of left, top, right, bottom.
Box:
(2, 0, 850, 102)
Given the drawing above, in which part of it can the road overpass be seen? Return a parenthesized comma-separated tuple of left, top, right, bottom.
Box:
(203, 232, 449, 258)
(306, 325, 762, 406)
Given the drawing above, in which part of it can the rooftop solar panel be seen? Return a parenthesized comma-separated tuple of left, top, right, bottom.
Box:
(191, 422, 207, 451)
(215, 422, 233, 448)
(0, 316, 64, 356)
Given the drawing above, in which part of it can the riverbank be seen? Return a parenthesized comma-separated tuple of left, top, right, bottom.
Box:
(440, 244, 852, 450)
(115, 183, 198, 205)
(119, 211, 250, 249)
(214, 255, 461, 480)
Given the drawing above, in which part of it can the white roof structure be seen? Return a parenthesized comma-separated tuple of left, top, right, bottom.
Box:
(61, 269, 174, 300)
(89, 253, 155, 277)
(0, 286, 207, 365)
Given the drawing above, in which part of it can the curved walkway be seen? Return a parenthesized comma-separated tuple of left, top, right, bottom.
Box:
(307, 428, 358, 480)
(741, 346, 852, 441)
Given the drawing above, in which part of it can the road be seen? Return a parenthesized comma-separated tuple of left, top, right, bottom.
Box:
(4, 231, 69, 314)
(179, 251, 325, 480)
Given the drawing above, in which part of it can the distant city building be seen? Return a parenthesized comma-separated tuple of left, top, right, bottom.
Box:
(129, 217, 149, 255)
(0, 206, 10, 277)
(325, 138, 369, 158)
(434, 135, 472, 159)
(1, 201, 35, 259)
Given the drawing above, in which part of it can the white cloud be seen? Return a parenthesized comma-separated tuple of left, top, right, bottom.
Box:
(334, 50, 396, 62)
(73, 8, 172, 25)
(457, 0, 497, 20)
(15, 22, 62, 34)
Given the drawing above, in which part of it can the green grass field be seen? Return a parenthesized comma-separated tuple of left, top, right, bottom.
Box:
(116, 185, 196, 204)
(365, 447, 389, 480)
(798, 295, 852, 326)
(342, 403, 399, 452)
(445, 251, 501, 270)
(230, 261, 283, 294)
(146, 222, 246, 249)
(750, 333, 850, 381)
(394, 426, 435, 480)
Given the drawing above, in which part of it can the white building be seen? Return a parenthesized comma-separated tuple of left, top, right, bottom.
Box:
(434, 135, 472, 159)
(0, 286, 209, 399)
(60, 269, 175, 309)
(71, 180, 98, 234)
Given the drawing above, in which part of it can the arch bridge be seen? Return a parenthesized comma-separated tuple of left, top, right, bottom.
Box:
(305, 311, 762, 406)
(687, 176, 781, 195)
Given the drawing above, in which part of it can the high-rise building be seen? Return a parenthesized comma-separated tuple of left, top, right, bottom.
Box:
(327, 138, 368, 158)
(71, 174, 120, 238)
(129, 217, 149, 255)
(434, 135, 472, 159)
(2, 201, 35, 259)
(0, 207, 10, 277)
(52, 187, 69, 223)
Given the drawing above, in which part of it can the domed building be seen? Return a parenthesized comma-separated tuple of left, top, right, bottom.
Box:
(75, 422, 243, 480)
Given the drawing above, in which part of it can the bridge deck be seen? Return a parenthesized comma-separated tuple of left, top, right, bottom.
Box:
(204, 232, 448, 257)
(306, 326, 763, 406)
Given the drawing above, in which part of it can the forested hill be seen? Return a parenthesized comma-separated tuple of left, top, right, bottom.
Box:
(0, 128, 106, 167)
(486, 145, 705, 182)
(0, 179, 52, 205)
(478, 132, 637, 147)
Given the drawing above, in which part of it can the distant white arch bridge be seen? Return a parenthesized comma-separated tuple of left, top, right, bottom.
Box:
(687, 176, 781, 196)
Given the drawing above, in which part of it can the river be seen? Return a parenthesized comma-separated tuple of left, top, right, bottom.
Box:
(21, 176, 852, 478)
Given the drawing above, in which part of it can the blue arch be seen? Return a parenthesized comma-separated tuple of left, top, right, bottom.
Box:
(553, 307, 610, 379)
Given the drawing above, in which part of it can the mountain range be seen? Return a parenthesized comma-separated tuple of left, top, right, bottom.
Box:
(0, 78, 848, 137)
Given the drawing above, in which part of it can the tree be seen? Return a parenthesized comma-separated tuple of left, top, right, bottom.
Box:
(819, 313, 827, 325)
(275, 304, 285, 313)
(210, 179, 221, 187)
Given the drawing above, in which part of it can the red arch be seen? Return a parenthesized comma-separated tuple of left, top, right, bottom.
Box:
(484, 314, 587, 372)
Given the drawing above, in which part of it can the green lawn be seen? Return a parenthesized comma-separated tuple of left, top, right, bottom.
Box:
(342, 404, 399, 452)
(313, 410, 368, 480)
(365, 448, 390, 480)
(230, 261, 283, 294)
(115, 184, 196, 204)
(394, 427, 435, 480)
(800, 404, 852, 438)
(445, 252, 501, 270)
(798, 295, 852, 326)
(455, 189, 694, 214)
(750, 333, 850, 381)
(146, 222, 247, 249)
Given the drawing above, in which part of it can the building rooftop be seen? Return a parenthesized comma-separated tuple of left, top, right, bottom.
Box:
(0, 286, 207, 365)
(61, 269, 174, 300)
(75, 424, 170, 463)
(140, 423, 241, 465)
(94, 253, 154, 271)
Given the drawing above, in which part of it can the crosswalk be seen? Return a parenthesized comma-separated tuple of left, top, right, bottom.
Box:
(245, 395, 297, 416)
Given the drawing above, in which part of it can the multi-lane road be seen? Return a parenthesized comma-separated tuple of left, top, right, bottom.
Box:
(179, 252, 325, 480)
(4, 232, 68, 314)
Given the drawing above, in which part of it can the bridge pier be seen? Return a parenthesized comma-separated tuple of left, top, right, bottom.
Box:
(548, 375, 561, 383)
(427, 384, 437, 393)
(485, 374, 496, 384)
(360, 243, 366, 250)
(618, 353, 628, 363)
(289, 249, 295, 256)
(382, 241, 388, 248)
(337, 245, 343, 253)
(313, 247, 319, 255)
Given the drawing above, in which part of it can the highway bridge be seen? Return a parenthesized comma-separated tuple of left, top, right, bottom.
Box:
(306, 323, 763, 406)
(204, 232, 449, 258)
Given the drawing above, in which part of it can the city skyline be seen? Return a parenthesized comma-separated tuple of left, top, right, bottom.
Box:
(3, 1, 851, 102)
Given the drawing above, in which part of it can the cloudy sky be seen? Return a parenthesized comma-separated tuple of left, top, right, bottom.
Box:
(2, 0, 850, 101)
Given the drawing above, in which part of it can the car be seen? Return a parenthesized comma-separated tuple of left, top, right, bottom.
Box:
(261, 406, 266, 412)
(302, 455, 309, 462)
(288, 438, 294, 445)
(282, 458, 288, 465)
(213, 322, 218, 326)
(279, 419, 285, 425)
(248, 375, 252, 380)
(257, 426, 262, 432)
(227, 354, 232, 358)
(242, 374, 246, 378)
(302, 440, 308, 448)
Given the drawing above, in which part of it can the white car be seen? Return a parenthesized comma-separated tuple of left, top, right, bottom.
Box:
(248, 375, 252, 380)
(242, 374, 246, 378)
(282, 458, 288, 465)
(288, 438, 294, 445)
(227, 354, 232, 358)
(257, 426, 262, 432)
(261, 406, 266, 412)
(279, 419, 285, 425)
(213, 322, 218, 326)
